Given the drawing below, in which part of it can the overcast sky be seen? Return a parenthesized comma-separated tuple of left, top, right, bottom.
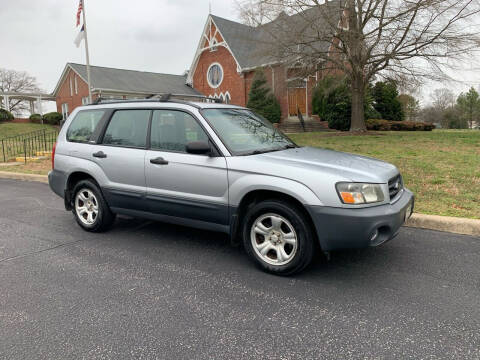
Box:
(2, 0, 479, 107)
(1, 0, 240, 92)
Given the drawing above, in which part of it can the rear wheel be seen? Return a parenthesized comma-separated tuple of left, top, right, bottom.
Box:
(72, 180, 115, 232)
(242, 199, 315, 275)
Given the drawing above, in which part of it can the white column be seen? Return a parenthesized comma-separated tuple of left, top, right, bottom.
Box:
(30, 100, 35, 114)
(4, 95, 9, 111)
(37, 97, 43, 115)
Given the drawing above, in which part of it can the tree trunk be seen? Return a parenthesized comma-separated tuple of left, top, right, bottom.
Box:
(350, 77, 367, 132)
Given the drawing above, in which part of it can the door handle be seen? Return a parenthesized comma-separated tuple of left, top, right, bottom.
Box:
(93, 151, 107, 158)
(150, 157, 169, 165)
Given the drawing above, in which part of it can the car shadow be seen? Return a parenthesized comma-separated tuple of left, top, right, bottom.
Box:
(110, 215, 411, 285)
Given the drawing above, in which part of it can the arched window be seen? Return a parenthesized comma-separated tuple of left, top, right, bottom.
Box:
(224, 92, 231, 104)
(207, 63, 223, 88)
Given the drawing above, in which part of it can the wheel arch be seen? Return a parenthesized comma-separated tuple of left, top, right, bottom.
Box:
(64, 171, 101, 210)
(231, 189, 320, 249)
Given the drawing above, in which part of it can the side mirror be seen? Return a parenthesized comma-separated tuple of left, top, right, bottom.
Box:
(186, 141, 211, 155)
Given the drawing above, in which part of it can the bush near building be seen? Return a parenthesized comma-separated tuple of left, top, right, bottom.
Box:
(0, 109, 14, 122)
(29, 113, 43, 123)
(42, 112, 63, 125)
(247, 71, 281, 123)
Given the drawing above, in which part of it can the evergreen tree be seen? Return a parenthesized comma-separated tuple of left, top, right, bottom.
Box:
(247, 71, 281, 123)
(371, 81, 404, 121)
(457, 87, 480, 129)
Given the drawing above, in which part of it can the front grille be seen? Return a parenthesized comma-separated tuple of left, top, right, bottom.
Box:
(388, 174, 403, 201)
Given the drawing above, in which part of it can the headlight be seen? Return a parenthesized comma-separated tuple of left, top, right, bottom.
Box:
(336, 183, 385, 204)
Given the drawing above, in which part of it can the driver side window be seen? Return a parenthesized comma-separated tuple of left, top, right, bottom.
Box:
(150, 110, 209, 153)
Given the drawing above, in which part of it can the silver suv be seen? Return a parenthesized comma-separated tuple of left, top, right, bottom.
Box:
(48, 98, 414, 275)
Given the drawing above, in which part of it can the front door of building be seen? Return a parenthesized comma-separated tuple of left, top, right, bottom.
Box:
(288, 88, 307, 116)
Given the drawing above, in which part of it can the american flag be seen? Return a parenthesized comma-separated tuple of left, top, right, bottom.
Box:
(76, 0, 83, 27)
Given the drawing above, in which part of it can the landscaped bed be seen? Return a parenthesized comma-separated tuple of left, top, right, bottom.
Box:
(290, 130, 480, 219)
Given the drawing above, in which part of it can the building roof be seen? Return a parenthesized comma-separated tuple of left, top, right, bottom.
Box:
(210, 0, 346, 70)
(54, 63, 200, 96)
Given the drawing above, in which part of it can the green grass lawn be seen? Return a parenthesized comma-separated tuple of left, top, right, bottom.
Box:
(290, 130, 480, 219)
(0, 122, 56, 138)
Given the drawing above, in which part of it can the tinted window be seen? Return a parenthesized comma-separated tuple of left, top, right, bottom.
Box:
(67, 110, 105, 143)
(150, 110, 209, 152)
(102, 110, 150, 148)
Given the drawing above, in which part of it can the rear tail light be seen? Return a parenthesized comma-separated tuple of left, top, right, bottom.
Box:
(52, 142, 57, 169)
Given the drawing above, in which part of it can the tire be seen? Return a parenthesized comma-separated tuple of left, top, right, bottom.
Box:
(71, 179, 116, 232)
(242, 199, 316, 275)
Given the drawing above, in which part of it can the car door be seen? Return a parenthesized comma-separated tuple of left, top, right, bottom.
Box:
(91, 109, 150, 211)
(145, 109, 229, 226)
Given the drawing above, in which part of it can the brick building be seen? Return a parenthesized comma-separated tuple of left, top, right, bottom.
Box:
(187, 0, 346, 122)
(53, 63, 200, 119)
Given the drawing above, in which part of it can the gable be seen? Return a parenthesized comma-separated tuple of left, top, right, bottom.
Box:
(187, 16, 242, 85)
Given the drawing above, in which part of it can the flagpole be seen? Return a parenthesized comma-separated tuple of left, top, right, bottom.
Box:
(81, 0, 93, 103)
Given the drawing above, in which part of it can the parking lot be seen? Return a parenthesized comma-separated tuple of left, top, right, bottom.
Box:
(0, 178, 479, 359)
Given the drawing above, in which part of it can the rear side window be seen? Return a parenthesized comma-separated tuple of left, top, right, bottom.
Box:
(102, 110, 150, 148)
(67, 110, 105, 143)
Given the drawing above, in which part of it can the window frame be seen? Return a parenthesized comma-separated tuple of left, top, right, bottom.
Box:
(94, 107, 223, 156)
(66, 109, 109, 144)
(148, 109, 217, 156)
(206, 62, 223, 89)
(99, 109, 153, 150)
(61, 103, 69, 120)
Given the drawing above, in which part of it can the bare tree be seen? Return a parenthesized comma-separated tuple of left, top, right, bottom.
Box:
(431, 88, 456, 111)
(238, 0, 480, 131)
(0, 68, 41, 115)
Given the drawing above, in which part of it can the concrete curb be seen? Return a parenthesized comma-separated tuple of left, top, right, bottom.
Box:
(0, 171, 478, 237)
(0, 171, 48, 184)
(405, 213, 480, 237)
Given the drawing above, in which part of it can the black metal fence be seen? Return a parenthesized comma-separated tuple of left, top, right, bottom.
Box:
(1, 129, 59, 163)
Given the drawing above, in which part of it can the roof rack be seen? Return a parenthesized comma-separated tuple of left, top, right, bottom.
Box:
(91, 93, 223, 106)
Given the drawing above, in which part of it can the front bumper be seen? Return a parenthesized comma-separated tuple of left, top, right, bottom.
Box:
(306, 189, 414, 251)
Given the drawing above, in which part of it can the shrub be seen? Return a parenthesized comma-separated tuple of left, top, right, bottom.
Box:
(312, 76, 381, 131)
(247, 70, 282, 123)
(0, 109, 14, 122)
(366, 119, 434, 131)
(42, 112, 63, 125)
(29, 113, 43, 123)
(371, 81, 404, 121)
(312, 76, 352, 131)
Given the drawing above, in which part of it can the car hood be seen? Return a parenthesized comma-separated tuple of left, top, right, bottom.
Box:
(258, 146, 399, 183)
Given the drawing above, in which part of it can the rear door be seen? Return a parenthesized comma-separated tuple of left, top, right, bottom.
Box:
(144, 109, 229, 226)
(92, 109, 150, 211)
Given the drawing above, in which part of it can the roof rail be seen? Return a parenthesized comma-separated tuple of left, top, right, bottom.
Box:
(91, 93, 223, 106)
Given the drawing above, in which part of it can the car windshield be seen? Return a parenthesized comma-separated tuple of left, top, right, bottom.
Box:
(201, 108, 297, 155)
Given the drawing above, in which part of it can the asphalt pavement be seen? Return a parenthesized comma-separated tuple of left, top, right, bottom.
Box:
(0, 179, 479, 359)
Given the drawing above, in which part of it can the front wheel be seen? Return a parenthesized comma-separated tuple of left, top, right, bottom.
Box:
(72, 179, 116, 232)
(242, 199, 316, 275)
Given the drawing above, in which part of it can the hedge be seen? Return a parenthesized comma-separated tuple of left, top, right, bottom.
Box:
(366, 119, 435, 131)
(29, 113, 43, 123)
(42, 112, 63, 125)
(0, 109, 14, 122)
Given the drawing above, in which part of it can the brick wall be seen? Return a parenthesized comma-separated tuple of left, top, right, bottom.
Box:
(55, 68, 90, 115)
(192, 45, 248, 107)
